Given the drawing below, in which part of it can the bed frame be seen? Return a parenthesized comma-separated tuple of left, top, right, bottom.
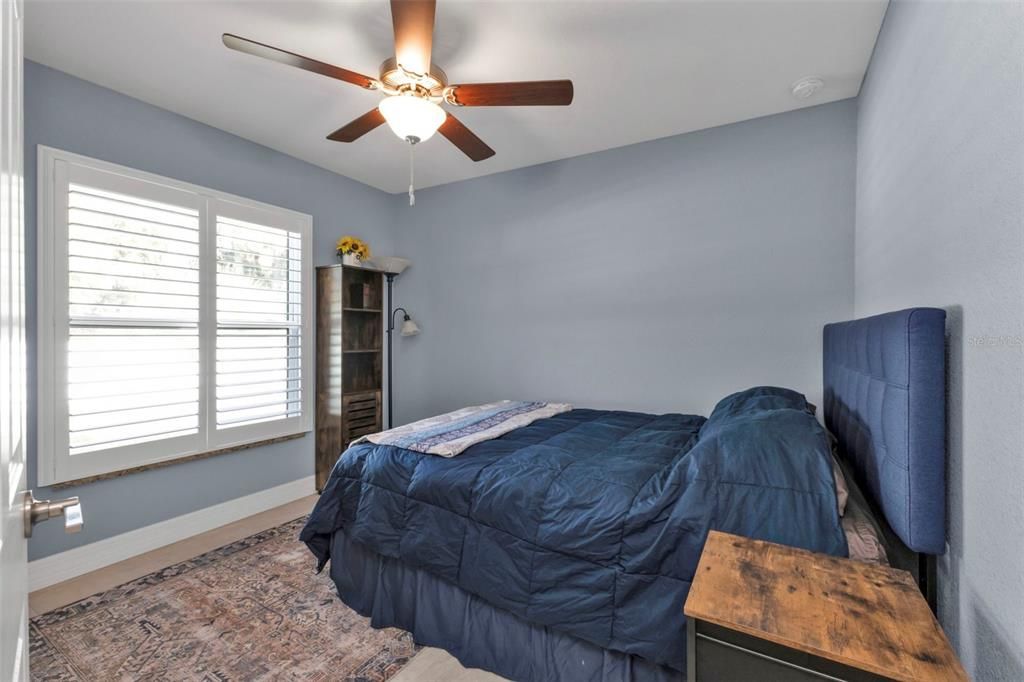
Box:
(823, 307, 947, 610)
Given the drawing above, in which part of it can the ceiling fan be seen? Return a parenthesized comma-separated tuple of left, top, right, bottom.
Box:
(223, 0, 573, 199)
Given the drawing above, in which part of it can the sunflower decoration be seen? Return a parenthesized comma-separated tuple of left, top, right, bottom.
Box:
(336, 235, 371, 262)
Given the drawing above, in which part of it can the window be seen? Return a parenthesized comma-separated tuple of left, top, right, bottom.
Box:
(37, 147, 312, 485)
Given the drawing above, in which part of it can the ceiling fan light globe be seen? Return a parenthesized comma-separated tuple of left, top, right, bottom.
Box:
(379, 95, 446, 143)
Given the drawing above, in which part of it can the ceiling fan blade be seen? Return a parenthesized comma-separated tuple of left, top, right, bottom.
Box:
(446, 80, 574, 106)
(390, 0, 436, 77)
(438, 113, 495, 162)
(222, 33, 376, 89)
(327, 109, 387, 142)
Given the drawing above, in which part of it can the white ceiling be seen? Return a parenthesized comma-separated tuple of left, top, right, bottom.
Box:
(25, 0, 887, 194)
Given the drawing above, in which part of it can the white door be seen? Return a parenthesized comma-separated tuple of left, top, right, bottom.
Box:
(1, 0, 28, 679)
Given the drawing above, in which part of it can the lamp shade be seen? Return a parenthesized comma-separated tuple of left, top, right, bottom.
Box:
(378, 95, 446, 143)
(400, 316, 421, 337)
(370, 256, 412, 274)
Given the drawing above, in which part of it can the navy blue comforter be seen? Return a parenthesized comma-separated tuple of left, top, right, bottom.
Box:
(301, 391, 846, 672)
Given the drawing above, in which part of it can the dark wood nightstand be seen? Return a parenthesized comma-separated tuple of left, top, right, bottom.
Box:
(683, 531, 967, 682)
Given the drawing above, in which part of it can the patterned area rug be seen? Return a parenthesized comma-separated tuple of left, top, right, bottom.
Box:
(30, 517, 419, 681)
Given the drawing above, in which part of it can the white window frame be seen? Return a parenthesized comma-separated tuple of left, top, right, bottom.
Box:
(37, 146, 313, 485)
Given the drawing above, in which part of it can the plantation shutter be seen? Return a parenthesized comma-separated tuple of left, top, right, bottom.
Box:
(63, 169, 203, 463)
(212, 200, 306, 444)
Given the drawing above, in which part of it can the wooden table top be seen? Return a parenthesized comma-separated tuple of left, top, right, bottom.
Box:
(684, 531, 968, 682)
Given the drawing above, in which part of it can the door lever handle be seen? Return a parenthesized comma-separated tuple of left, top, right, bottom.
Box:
(23, 491, 84, 538)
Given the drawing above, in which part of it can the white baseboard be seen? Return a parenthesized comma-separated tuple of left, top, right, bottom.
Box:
(28, 475, 316, 592)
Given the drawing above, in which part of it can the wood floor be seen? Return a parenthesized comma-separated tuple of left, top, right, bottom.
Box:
(29, 495, 504, 682)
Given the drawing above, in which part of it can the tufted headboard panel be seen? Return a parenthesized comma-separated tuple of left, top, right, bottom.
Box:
(823, 308, 946, 555)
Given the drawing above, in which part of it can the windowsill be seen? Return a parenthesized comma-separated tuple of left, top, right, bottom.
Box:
(48, 432, 309, 490)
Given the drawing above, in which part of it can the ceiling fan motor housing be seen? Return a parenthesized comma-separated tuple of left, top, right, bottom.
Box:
(379, 57, 448, 95)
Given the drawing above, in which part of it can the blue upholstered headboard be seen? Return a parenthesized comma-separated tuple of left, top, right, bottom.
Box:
(823, 308, 946, 555)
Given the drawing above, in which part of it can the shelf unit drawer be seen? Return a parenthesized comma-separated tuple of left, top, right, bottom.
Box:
(343, 390, 382, 445)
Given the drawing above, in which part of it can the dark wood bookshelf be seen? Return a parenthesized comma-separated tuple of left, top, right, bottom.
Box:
(314, 264, 384, 491)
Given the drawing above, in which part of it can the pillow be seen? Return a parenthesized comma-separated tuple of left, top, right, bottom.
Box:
(700, 386, 811, 439)
(831, 452, 850, 516)
(700, 386, 849, 516)
(842, 495, 889, 565)
(826, 430, 850, 516)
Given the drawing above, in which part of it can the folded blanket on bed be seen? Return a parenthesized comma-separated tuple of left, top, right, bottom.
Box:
(353, 400, 572, 456)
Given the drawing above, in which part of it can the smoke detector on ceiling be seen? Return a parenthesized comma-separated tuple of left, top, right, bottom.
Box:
(791, 76, 825, 100)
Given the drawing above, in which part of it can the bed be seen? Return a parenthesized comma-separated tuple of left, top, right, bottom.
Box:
(300, 308, 947, 681)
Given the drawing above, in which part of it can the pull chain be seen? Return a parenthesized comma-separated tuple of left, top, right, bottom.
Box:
(408, 141, 416, 206)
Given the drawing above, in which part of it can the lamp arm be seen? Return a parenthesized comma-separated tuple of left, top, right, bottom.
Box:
(390, 307, 409, 332)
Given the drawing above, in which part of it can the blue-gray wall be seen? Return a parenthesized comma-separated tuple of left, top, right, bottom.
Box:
(25, 64, 858, 562)
(854, 2, 1024, 679)
(391, 100, 857, 424)
(25, 61, 395, 560)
